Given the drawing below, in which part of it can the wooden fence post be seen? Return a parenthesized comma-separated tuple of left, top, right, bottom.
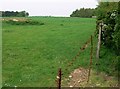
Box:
(96, 22, 103, 59)
(57, 68, 61, 89)
(87, 35, 93, 83)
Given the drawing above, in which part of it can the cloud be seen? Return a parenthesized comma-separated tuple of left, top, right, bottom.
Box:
(1, 0, 98, 16)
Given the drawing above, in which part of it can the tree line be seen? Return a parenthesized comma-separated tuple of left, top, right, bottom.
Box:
(70, 8, 96, 18)
(1, 11, 29, 17)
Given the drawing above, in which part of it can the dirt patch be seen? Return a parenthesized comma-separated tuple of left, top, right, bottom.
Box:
(67, 68, 89, 87)
(63, 67, 118, 87)
(1, 18, 28, 21)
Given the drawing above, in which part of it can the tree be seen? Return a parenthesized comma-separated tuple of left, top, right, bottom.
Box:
(26, 12, 29, 17)
(1, 11, 29, 17)
(70, 8, 96, 18)
(96, 2, 118, 20)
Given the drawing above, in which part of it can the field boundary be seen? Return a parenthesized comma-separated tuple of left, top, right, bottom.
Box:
(56, 34, 94, 88)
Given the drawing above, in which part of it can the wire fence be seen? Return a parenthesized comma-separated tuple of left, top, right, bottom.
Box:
(55, 34, 95, 88)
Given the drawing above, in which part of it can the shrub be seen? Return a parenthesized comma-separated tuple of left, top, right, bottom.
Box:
(96, 2, 120, 55)
(113, 1, 120, 55)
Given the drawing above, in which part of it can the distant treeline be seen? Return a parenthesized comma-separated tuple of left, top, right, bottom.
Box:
(1, 11, 29, 17)
(70, 8, 96, 18)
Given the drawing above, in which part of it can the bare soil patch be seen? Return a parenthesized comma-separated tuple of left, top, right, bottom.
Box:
(63, 67, 118, 87)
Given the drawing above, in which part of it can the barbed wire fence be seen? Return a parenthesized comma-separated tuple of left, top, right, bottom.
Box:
(55, 33, 96, 88)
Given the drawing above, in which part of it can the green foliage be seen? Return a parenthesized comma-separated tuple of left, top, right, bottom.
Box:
(114, 1, 120, 55)
(1, 11, 29, 17)
(70, 8, 96, 18)
(96, 2, 118, 20)
(96, 2, 120, 55)
(101, 10, 117, 48)
(95, 45, 118, 76)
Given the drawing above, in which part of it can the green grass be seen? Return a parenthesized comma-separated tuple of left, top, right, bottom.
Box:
(79, 69, 118, 87)
(2, 17, 118, 87)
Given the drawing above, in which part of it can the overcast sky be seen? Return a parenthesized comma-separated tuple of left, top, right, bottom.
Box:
(0, 0, 98, 17)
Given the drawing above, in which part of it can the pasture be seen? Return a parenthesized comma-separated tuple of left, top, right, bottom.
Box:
(2, 17, 118, 87)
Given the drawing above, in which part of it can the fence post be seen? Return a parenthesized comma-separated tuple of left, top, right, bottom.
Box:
(87, 35, 93, 83)
(96, 22, 103, 59)
(57, 68, 61, 89)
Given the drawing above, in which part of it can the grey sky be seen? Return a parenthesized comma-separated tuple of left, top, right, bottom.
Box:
(1, 0, 98, 17)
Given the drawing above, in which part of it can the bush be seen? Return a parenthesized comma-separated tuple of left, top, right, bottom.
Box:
(96, 2, 120, 55)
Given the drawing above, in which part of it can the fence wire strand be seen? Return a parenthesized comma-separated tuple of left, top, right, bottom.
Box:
(56, 34, 96, 87)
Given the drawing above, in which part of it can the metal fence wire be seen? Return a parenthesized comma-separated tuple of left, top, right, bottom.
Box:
(56, 34, 95, 88)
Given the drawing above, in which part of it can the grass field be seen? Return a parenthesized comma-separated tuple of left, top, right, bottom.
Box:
(2, 17, 118, 87)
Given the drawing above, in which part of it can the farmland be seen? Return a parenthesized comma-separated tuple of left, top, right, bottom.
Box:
(2, 17, 118, 87)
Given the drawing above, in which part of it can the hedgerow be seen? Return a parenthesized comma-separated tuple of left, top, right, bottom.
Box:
(96, 2, 120, 55)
